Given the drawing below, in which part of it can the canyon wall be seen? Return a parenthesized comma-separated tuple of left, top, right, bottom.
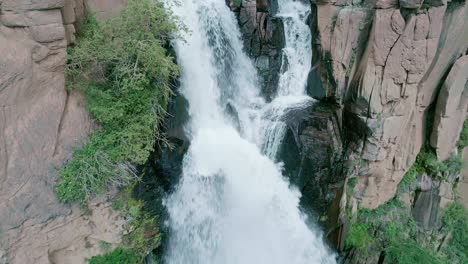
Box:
(0, 1, 127, 263)
(234, 0, 468, 255)
(310, 0, 468, 209)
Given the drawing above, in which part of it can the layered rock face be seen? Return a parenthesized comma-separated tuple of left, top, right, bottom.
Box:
(0, 0, 126, 263)
(310, 0, 468, 209)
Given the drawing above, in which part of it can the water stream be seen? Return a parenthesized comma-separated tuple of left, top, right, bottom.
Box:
(163, 1, 335, 263)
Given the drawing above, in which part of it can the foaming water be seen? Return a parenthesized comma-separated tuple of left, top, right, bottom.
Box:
(276, 0, 312, 96)
(163, 0, 335, 263)
(258, 0, 314, 159)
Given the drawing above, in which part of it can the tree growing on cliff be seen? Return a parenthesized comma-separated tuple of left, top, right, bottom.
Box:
(56, 0, 179, 205)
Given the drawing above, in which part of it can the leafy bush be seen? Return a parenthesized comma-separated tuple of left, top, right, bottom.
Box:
(397, 164, 422, 195)
(232, 0, 242, 8)
(345, 223, 374, 250)
(382, 222, 442, 264)
(459, 119, 468, 150)
(386, 240, 443, 264)
(56, 0, 179, 205)
(442, 202, 468, 264)
(417, 150, 449, 176)
(410, 147, 463, 181)
(89, 247, 140, 264)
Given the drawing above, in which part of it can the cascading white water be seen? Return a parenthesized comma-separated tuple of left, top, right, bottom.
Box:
(164, 0, 335, 263)
(258, 0, 314, 159)
(276, 0, 313, 96)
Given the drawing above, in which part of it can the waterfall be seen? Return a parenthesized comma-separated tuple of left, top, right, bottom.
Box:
(258, 0, 314, 160)
(163, 0, 335, 263)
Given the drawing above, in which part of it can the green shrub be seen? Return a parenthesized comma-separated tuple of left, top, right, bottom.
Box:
(345, 223, 374, 250)
(232, 0, 242, 8)
(386, 240, 443, 264)
(410, 147, 463, 181)
(459, 119, 468, 150)
(383, 225, 445, 264)
(56, 0, 179, 205)
(383, 222, 405, 243)
(417, 150, 449, 176)
(442, 202, 468, 264)
(89, 247, 141, 264)
(397, 165, 422, 195)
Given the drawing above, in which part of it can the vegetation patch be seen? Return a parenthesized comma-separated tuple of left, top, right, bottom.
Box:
(56, 0, 179, 205)
(89, 248, 140, 264)
(345, 223, 373, 250)
(458, 119, 468, 150)
(89, 184, 162, 263)
(345, 152, 467, 264)
(441, 202, 468, 264)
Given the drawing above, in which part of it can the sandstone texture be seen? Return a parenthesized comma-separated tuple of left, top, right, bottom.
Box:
(0, 0, 127, 263)
(310, 0, 468, 209)
(431, 55, 468, 161)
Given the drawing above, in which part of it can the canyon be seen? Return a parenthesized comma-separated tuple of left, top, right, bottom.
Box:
(1, 0, 467, 263)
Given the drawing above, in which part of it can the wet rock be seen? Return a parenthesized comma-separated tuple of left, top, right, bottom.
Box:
(236, 0, 285, 100)
(417, 173, 432, 191)
(278, 101, 343, 217)
(412, 182, 440, 230)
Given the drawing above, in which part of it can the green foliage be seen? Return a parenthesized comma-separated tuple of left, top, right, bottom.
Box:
(112, 199, 125, 211)
(99, 241, 111, 252)
(346, 197, 446, 263)
(346, 136, 467, 263)
(346, 177, 358, 198)
(382, 222, 406, 243)
(232, 0, 242, 8)
(90, 186, 162, 263)
(417, 150, 449, 176)
(408, 146, 463, 182)
(358, 199, 406, 224)
(397, 164, 423, 195)
(442, 202, 468, 264)
(381, 221, 442, 264)
(345, 223, 374, 250)
(117, 185, 162, 257)
(56, 0, 179, 205)
(55, 135, 135, 204)
(459, 119, 468, 150)
(386, 240, 443, 264)
(89, 247, 141, 264)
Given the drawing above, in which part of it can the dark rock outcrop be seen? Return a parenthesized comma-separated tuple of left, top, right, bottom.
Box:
(231, 0, 285, 100)
(276, 101, 344, 246)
